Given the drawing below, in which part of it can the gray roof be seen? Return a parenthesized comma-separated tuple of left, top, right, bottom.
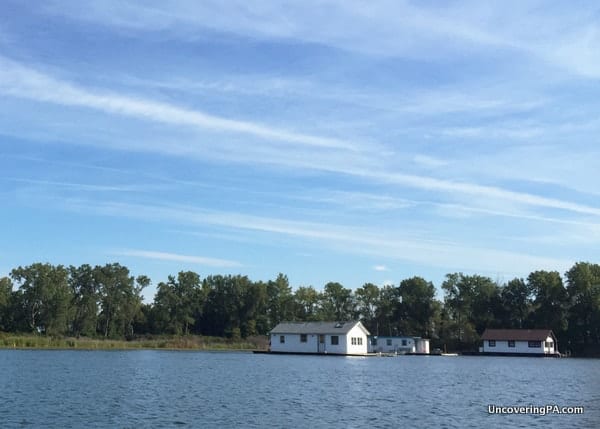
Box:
(481, 329, 554, 341)
(270, 321, 370, 335)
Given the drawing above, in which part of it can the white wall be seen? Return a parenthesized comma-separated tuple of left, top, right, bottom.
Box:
(269, 333, 350, 354)
(270, 327, 369, 355)
(368, 336, 415, 353)
(483, 339, 549, 354)
(270, 333, 319, 353)
(415, 338, 430, 354)
(345, 325, 369, 355)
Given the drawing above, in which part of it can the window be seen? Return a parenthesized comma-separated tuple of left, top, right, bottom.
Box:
(528, 341, 541, 348)
(371, 338, 378, 346)
(280, 335, 285, 344)
(508, 340, 515, 348)
(358, 337, 362, 345)
(351, 337, 363, 346)
(545, 341, 553, 348)
(386, 339, 392, 346)
(300, 334, 307, 343)
(402, 339, 407, 346)
(488, 340, 496, 347)
(331, 335, 339, 345)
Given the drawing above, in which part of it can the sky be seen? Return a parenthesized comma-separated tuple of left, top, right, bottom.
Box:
(1, 1, 599, 301)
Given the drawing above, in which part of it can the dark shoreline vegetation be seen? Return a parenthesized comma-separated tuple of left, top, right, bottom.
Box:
(1, 262, 599, 356)
(0, 333, 266, 351)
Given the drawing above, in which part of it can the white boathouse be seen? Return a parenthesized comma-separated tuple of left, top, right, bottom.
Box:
(269, 321, 370, 355)
(480, 329, 559, 356)
(368, 336, 430, 354)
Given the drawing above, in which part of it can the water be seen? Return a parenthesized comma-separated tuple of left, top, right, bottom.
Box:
(1, 350, 598, 428)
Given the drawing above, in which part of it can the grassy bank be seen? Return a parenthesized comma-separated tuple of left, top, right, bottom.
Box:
(0, 333, 268, 351)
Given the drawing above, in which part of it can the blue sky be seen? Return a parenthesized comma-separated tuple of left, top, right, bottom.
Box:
(1, 1, 599, 301)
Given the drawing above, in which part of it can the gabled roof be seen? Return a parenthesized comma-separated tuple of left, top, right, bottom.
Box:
(270, 321, 370, 336)
(481, 329, 554, 341)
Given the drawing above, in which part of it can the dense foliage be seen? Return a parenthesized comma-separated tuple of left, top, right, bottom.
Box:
(1, 261, 599, 355)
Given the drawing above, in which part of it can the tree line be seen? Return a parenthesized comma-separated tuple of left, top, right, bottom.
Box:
(0, 261, 599, 355)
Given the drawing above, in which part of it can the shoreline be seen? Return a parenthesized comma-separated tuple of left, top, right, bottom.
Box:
(0, 334, 267, 352)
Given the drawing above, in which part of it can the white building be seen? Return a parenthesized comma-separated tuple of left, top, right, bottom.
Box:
(480, 329, 559, 355)
(368, 336, 430, 354)
(269, 321, 370, 355)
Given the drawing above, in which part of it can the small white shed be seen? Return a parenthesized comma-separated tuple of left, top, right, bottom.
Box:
(368, 336, 430, 354)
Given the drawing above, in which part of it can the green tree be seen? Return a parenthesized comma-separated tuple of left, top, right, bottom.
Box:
(374, 284, 401, 336)
(133, 303, 154, 335)
(527, 270, 568, 336)
(250, 281, 270, 334)
(96, 263, 147, 338)
(355, 283, 379, 332)
(10, 263, 72, 336)
(266, 273, 294, 327)
(0, 277, 13, 331)
(293, 286, 321, 321)
(240, 279, 267, 337)
(469, 277, 502, 334)
(429, 299, 443, 342)
(441, 273, 496, 346)
(320, 282, 354, 321)
(397, 276, 436, 337)
(565, 262, 600, 351)
(442, 273, 473, 343)
(201, 274, 256, 337)
(69, 264, 99, 337)
(500, 278, 531, 328)
(153, 271, 203, 335)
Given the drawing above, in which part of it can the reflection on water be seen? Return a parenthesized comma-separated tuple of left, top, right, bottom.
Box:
(1, 350, 598, 428)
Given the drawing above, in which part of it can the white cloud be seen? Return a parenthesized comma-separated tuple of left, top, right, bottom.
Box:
(373, 265, 388, 272)
(413, 155, 448, 169)
(2, 58, 599, 220)
(45, 0, 600, 78)
(6, 178, 151, 193)
(65, 198, 573, 277)
(0, 56, 357, 151)
(369, 170, 600, 217)
(293, 190, 414, 212)
(114, 249, 242, 268)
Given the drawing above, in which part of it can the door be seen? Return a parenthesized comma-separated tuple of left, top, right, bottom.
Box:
(318, 334, 326, 353)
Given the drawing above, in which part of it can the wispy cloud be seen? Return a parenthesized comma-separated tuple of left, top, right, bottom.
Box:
(413, 155, 448, 169)
(292, 190, 415, 212)
(45, 1, 600, 78)
(114, 249, 242, 268)
(0, 56, 358, 151)
(3, 55, 599, 220)
(368, 170, 600, 218)
(6, 178, 155, 193)
(65, 198, 573, 277)
(373, 265, 388, 272)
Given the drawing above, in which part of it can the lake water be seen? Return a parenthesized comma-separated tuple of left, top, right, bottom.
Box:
(1, 350, 598, 428)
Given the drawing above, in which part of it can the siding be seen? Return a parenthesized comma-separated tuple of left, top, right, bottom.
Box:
(269, 325, 369, 355)
(482, 336, 555, 354)
(368, 336, 415, 353)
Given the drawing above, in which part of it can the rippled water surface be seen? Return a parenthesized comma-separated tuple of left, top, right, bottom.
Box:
(1, 350, 598, 428)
